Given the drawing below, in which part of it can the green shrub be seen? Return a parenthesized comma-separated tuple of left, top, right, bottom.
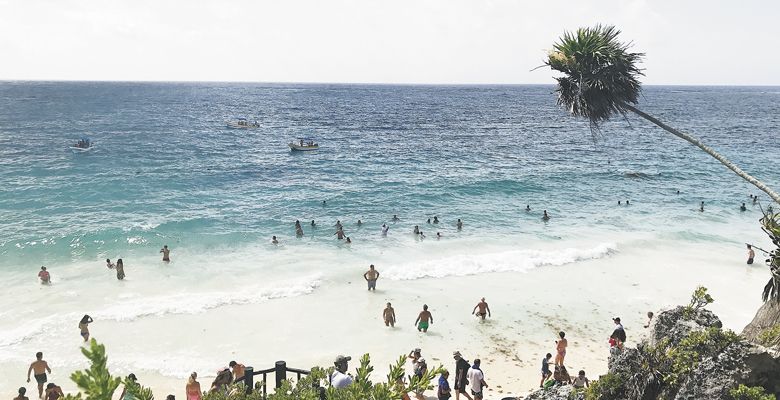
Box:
(585, 373, 623, 400)
(683, 286, 714, 319)
(62, 340, 121, 400)
(757, 324, 780, 347)
(729, 384, 776, 400)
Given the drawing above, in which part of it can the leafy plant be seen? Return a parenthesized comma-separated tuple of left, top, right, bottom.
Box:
(584, 372, 623, 400)
(63, 339, 121, 400)
(683, 286, 714, 319)
(729, 384, 776, 400)
(757, 324, 780, 347)
(761, 212, 780, 303)
(123, 379, 155, 400)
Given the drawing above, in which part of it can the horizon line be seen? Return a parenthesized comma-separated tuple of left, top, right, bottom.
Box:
(1, 79, 779, 88)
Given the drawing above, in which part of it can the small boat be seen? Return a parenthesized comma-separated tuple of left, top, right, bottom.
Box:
(289, 138, 319, 151)
(226, 118, 259, 129)
(70, 138, 93, 152)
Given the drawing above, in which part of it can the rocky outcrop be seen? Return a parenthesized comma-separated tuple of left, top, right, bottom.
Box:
(523, 306, 780, 400)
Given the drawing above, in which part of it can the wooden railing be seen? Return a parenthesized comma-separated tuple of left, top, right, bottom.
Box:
(235, 361, 311, 399)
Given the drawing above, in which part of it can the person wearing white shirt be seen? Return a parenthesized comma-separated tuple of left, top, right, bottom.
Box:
(466, 359, 488, 400)
(330, 355, 353, 389)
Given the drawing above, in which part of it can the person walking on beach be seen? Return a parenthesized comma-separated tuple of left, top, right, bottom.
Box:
(27, 352, 51, 398)
(79, 315, 94, 342)
(330, 355, 353, 389)
(466, 359, 487, 400)
(229, 361, 245, 381)
(383, 303, 396, 327)
(471, 298, 491, 321)
(38, 266, 51, 284)
(364, 265, 379, 291)
(106, 259, 115, 269)
(415, 304, 433, 332)
(116, 259, 125, 280)
(14, 387, 29, 400)
(453, 352, 473, 400)
(160, 245, 171, 262)
(437, 370, 451, 400)
(747, 244, 755, 265)
(555, 331, 567, 366)
(542, 210, 550, 221)
(539, 353, 552, 388)
(44, 384, 63, 400)
(186, 372, 201, 400)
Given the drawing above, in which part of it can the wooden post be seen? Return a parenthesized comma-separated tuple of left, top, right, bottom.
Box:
(275, 361, 287, 390)
(244, 367, 254, 394)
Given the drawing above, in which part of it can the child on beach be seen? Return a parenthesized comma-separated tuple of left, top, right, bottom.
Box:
(106, 258, 115, 269)
(572, 370, 590, 388)
(539, 353, 552, 388)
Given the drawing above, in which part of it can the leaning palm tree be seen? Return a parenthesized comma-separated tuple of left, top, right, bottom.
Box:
(544, 25, 780, 343)
(544, 25, 780, 204)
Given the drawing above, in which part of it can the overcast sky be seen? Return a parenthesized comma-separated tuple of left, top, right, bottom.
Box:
(0, 0, 777, 85)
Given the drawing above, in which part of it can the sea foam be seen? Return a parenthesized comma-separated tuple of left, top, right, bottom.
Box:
(382, 243, 617, 280)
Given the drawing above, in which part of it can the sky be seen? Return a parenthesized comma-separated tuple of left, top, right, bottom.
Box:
(0, 0, 778, 85)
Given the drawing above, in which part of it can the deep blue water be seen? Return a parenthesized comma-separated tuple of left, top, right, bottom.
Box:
(0, 82, 778, 265)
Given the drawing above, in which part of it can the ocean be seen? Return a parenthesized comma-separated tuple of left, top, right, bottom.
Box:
(0, 82, 777, 394)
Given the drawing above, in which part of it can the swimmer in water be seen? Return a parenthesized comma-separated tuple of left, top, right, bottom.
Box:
(427, 218, 431, 224)
(334, 229, 346, 240)
(381, 224, 389, 236)
(419, 231, 425, 239)
(433, 216, 439, 224)
(753, 196, 757, 205)
(346, 237, 352, 244)
(740, 203, 747, 212)
(626, 200, 630, 205)
(272, 236, 279, 245)
(526, 205, 531, 211)
(357, 219, 363, 226)
(456, 219, 463, 230)
(335, 220, 342, 229)
(392, 215, 400, 221)
(414, 225, 420, 234)
(436, 232, 442, 239)
(311, 220, 316, 227)
(160, 245, 171, 262)
(747, 244, 755, 265)
(542, 210, 550, 221)
(106, 259, 115, 269)
(618, 201, 621, 205)
(700, 201, 704, 212)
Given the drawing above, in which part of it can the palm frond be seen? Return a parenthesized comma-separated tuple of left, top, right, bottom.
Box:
(545, 25, 645, 128)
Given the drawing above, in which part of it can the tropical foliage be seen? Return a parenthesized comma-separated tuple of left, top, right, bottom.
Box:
(683, 286, 714, 319)
(761, 211, 780, 303)
(729, 384, 777, 400)
(62, 340, 121, 400)
(545, 24, 780, 204)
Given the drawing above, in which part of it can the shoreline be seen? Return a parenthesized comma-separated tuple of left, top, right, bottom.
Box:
(1, 236, 767, 398)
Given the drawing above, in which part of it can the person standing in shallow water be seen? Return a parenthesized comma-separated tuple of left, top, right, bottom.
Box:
(38, 266, 50, 284)
(116, 259, 125, 280)
(471, 298, 491, 321)
(700, 201, 705, 212)
(79, 314, 94, 342)
(747, 244, 755, 265)
(740, 203, 747, 212)
(383, 302, 396, 327)
(160, 245, 171, 262)
(542, 210, 550, 221)
(364, 264, 379, 291)
(415, 304, 433, 332)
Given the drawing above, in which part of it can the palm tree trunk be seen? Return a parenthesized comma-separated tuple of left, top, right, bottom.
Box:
(622, 103, 780, 204)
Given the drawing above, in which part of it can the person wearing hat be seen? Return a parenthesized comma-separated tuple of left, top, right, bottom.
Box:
(452, 352, 473, 400)
(330, 355, 353, 389)
(612, 317, 626, 347)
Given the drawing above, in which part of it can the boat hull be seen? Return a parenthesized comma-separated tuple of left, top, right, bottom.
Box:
(70, 146, 93, 153)
(289, 143, 319, 151)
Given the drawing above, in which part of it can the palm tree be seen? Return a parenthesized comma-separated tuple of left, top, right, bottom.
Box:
(544, 25, 780, 343)
(544, 25, 780, 204)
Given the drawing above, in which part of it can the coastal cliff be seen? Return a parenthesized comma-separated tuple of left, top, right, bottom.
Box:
(525, 306, 780, 400)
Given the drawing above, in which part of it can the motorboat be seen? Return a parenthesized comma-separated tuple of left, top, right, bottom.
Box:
(289, 138, 319, 151)
(70, 138, 93, 152)
(226, 118, 259, 129)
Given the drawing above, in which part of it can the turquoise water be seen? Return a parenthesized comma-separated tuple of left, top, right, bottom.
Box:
(0, 83, 778, 266)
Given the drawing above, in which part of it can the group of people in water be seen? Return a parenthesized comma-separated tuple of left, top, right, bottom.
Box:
(37, 245, 171, 285)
